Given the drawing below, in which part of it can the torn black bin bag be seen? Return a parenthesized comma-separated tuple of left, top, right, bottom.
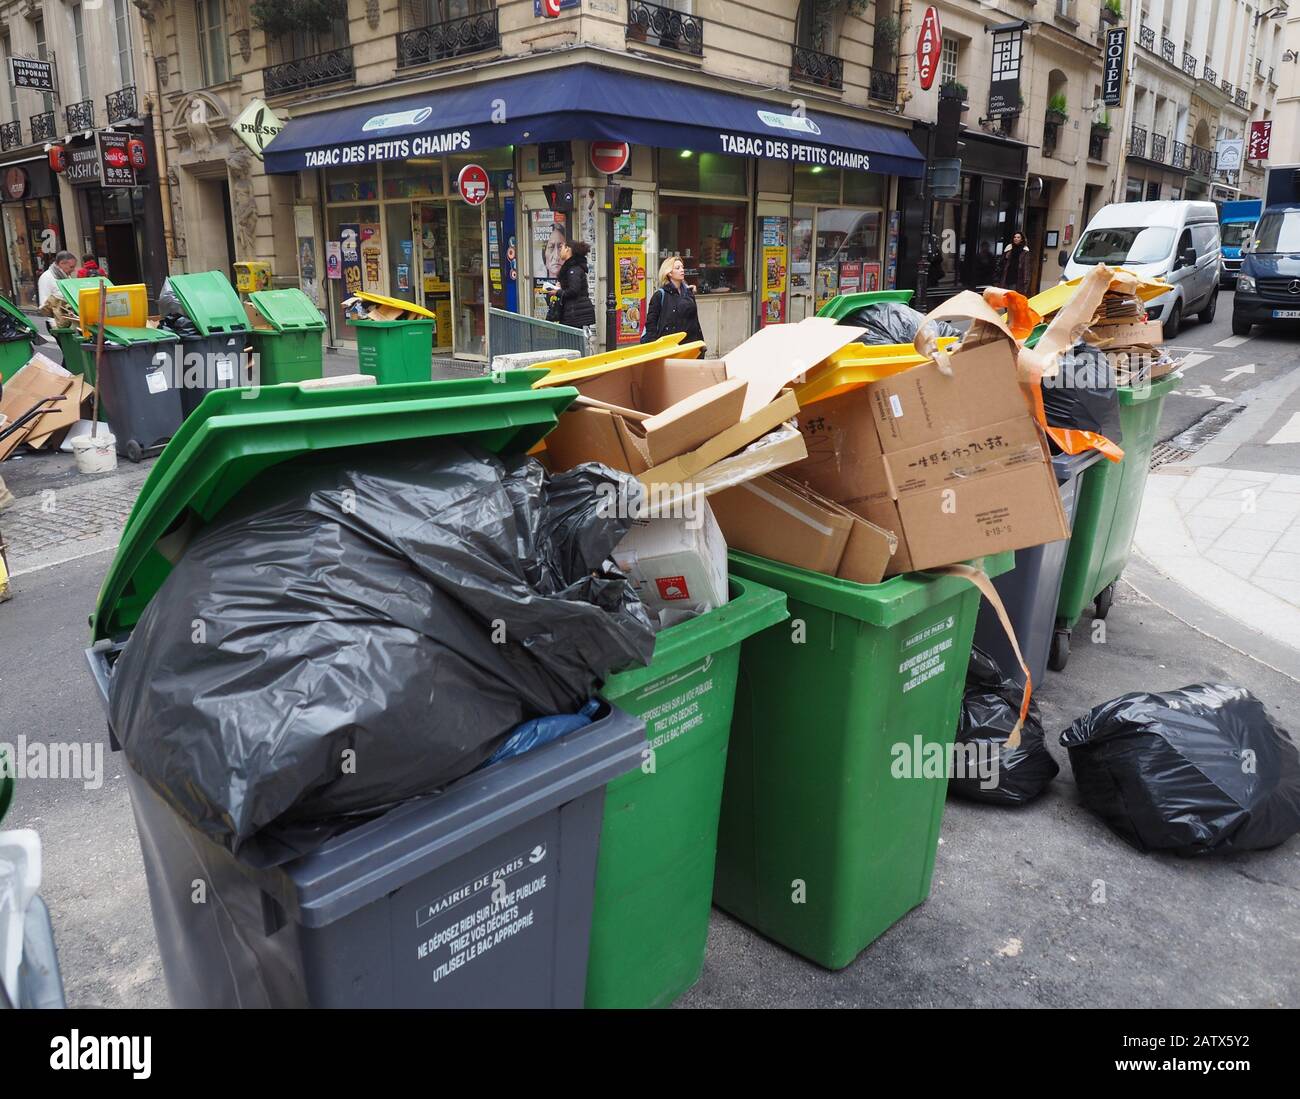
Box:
(949, 646, 1058, 806)
(1041, 342, 1123, 447)
(107, 440, 656, 864)
(840, 301, 962, 345)
(1061, 684, 1300, 855)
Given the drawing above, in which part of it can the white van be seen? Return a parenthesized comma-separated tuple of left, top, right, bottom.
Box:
(1063, 201, 1221, 337)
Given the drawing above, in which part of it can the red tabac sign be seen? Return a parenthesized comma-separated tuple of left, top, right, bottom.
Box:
(1249, 120, 1273, 161)
(917, 6, 942, 91)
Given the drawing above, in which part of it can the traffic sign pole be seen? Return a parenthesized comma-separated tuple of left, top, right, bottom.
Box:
(481, 199, 491, 367)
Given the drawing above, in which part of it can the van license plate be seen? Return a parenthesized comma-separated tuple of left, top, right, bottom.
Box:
(1272, 309, 1300, 319)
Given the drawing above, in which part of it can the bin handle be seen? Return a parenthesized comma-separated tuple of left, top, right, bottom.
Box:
(935, 564, 1031, 751)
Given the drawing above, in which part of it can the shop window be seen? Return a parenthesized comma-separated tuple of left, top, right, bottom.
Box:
(383, 159, 444, 200)
(326, 164, 379, 203)
(326, 204, 381, 334)
(196, 0, 230, 86)
(793, 164, 841, 205)
(449, 146, 514, 197)
(1126, 177, 1143, 202)
(657, 150, 747, 196)
(658, 197, 748, 294)
(843, 172, 885, 207)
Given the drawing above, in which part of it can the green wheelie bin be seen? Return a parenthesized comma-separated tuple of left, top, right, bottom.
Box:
(584, 575, 788, 1009)
(246, 289, 326, 384)
(350, 317, 437, 383)
(816, 290, 914, 322)
(1051, 373, 1180, 667)
(715, 549, 1013, 970)
(0, 293, 37, 382)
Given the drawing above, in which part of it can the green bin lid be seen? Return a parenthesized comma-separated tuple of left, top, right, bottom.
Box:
(165, 271, 249, 335)
(0, 292, 37, 335)
(816, 290, 914, 321)
(88, 326, 179, 347)
(249, 288, 327, 332)
(50, 276, 115, 316)
(93, 370, 578, 641)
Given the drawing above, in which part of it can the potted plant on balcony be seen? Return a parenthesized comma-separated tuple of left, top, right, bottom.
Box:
(1091, 109, 1112, 137)
(1046, 92, 1069, 124)
(940, 79, 968, 105)
(1100, 0, 1123, 25)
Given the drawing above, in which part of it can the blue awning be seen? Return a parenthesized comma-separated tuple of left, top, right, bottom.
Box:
(262, 63, 924, 178)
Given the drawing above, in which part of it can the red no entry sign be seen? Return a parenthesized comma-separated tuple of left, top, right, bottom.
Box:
(590, 141, 630, 176)
(457, 163, 490, 205)
(541, 0, 562, 15)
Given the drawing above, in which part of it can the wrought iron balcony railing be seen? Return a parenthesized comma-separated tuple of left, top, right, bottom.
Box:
(1221, 78, 1233, 96)
(1182, 52, 1198, 77)
(791, 45, 844, 90)
(65, 99, 94, 132)
(869, 67, 898, 104)
(1088, 127, 1107, 160)
(30, 111, 55, 144)
(1170, 140, 1189, 169)
(0, 120, 20, 151)
(626, 0, 704, 57)
(1150, 133, 1167, 163)
(1129, 125, 1147, 157)
(106, 84, 137, 124)
(1139, 24, 1155, 51)
(1190, 144, 1214, 175)
(1203, 64, 1217, 85)
(1161, 36, 1176, 65)
(264, 46, 354, 97)
(1236, 88, 1248, 108)
(396, 9, 499, 69)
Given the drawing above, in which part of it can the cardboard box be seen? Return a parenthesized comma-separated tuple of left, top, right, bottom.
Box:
(790, 333, 1069, 574)
(722, 317, 865, 417)
(613, 501, 729, 625)
(1086, 319, 1164, 349)
(709, 473, 896, 585)
(0, 354, 93, 461)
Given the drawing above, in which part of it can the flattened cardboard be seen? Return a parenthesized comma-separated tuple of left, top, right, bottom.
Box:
(0, 354, 92, 461)
(1086, 319, 1164, 349)
(709, 472, 895, 584)
(724, 317, 865, 417)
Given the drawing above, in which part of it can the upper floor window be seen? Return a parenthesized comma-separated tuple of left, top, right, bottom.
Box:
(940, 36, 959, 85)
(33, 15, 54, 113)
(196, 0, 231, 87)
(794, 1, 835, 54)
(114, 0, 135, 86)
(401, 0, 494, 29)
(260, 0, 351, 64)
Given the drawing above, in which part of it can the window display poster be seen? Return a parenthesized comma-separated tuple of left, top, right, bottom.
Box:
(360, 225, 382, 291)
(396, 264, 410, 291)
(887, 211, 901, 290)
(326, 240, 342, 280)
(339, 223, 361, 297)
(614, 210, 648, 345)
(761, 215, 787, 248)
(488, 219, 502, 291)
(761, 245, 787, 326)
(294, 205, 319, 305)
(862, 262, 882, 292)
(839, 261, 862, 294)
(532, 209, 567, 280)
(815, 261, 838, 312)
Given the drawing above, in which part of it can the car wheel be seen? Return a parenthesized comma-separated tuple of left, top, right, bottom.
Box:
(1199, 290, 1218, 324)
(1231, 313, 1251, 337)
(1164, 301, 1182, 340)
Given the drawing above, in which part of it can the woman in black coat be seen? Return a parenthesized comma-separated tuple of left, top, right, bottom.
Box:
(554, 241, 597, 328)
(641, 255, 705, 350)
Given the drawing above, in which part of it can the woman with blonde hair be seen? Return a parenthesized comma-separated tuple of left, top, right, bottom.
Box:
(641, 254, 704, 350)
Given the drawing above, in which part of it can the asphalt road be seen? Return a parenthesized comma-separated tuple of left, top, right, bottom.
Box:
(1158, 288, 1300, 471)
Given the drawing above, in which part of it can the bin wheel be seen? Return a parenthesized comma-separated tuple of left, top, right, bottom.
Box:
(1094, 583, 1115, 621)
(125, 439, 143, 463)
(1049, 629, 1070, 672)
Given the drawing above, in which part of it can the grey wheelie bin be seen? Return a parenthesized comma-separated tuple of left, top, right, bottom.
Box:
(160, 271, 251, 416)
(89, 326, 184, 462)
(84, 373, 647, 1008)
(972, 449, 1104, 687)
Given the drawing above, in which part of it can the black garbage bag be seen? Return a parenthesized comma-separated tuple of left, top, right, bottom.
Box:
(156, 278, 186, 320)
(949, 646, 1058, 806)
(159, 312, 201, 338)
(1041, 342, 1123, 447)
(841, 301, 962, 345)
(1060, 684, 1300, 855)
(0, 310, 30, 342)
(108, 440, 656, 864)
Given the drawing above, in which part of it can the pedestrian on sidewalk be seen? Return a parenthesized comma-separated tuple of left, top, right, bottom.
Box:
(999, 231, 1033, 296)
(37, 251, 77, 308)
(552, 240, 597, 354)
(642, 255, 705, 352)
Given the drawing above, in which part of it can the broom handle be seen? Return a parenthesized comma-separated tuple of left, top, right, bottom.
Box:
(92, 279, 105, 438)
